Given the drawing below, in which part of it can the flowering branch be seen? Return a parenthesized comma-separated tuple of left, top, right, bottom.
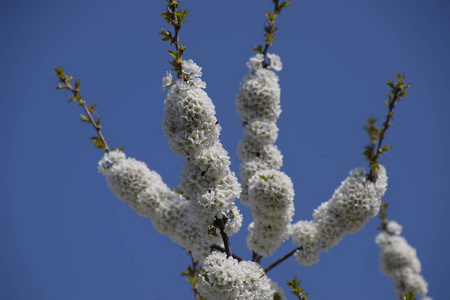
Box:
(159, 0, 189, 79)
(54, 67, 112, 152)
(363, 73, 410, 182)
(252, 0, 292, 68)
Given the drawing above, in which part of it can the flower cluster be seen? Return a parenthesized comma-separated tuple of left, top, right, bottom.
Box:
(376, 221, 432, 300)
(236, 54, 294, 256)
(98, 150, 213, 259)
(292, 166, 387, 265)
(247, 53, 282, 71)
(198, 251, 285, 300)
(162, 59, 242, 252)
(99, 59, 242, 261)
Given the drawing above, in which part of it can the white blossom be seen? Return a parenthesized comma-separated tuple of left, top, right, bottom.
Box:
(376, 224, 431, 298)
(198, 252, 286, 300)
(247, 53, 264, 70)
(267, 53, 282, 71)
(386, 220, 403, 235)
(162, 59, 242, 246)
(236, 68, 281, 122)
(162, 79, 220, 157)
(193, 77, 206, 89)
(98, 150, 163, 217)
(182, 58, 202, 77)
(292, 166, 386, 265)
(292, 221, 321, 266)
(162, 71, 173, 90)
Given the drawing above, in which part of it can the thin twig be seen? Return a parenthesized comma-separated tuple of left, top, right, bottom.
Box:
(252, 251, 263, 264)
(261, 0, 280, 68)
(55, 68, 110, 152)
(187, 250, 202, 300)
(264, 246, 302, 274)
(214, 218, 232, 258)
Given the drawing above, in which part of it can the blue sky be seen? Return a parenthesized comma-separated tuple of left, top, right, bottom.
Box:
(1, 0, 449, 299)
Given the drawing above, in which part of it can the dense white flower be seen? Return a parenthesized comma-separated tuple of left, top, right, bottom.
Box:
(237, 140, 283, 170)
(98, 151, 164, 217)
(314, 167, 384, 240)
(162, 59, 242, 244)
(292, 221, 321, 266)
(375, 164, 388, 196)
(163, 79, 220, 157)
(242, 120, 279, 145)
(198, 252, 286, 300)
(162, 71, 173, 90)
(376, 224, 431, 298)
(386, 220, 403, 235)
(182, 59, 202, 77)
(245, 170, 294, 256)
(293, 167, 386, 265)
(236, 68, 281, 122)
(267, 53, 282, 71)
(193, 77, 206, 89)
(247, 53, 265, 70)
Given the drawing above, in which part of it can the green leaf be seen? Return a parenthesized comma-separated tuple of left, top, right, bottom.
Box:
(79, 114, 90, 123)
(381, 144, 392, 152)
(91, 136, 106, 149)
(252, 45, 263, 53)
(403, 290, 415, 300)
(53, 67, 65, 78)
(74, 80, 81, 89)
(273, 292, 282, 300)
(161, 11, 172, 24)
(279, 1, 292, 10)
(167, 49, 177, 59)
(87, 103, 97, 113)
(208, 226, 218, 237)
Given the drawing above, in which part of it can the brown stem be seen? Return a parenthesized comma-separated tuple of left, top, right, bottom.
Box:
(252, 251, 263, 264)
(367, 79, 408, 182)
(215, 218, 232, 258)
(187, 250, 202, 300)
(262, 0, 280, 68)
(65, 80, 110, 153)
(264, 246, 301, 274)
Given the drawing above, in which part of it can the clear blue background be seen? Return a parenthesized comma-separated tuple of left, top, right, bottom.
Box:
(1, 0, 448, 299)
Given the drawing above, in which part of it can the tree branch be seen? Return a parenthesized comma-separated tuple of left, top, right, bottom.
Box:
(264, 246, 302, 274)
(214, 218, 232, 258)
(54, 67, 111, 152)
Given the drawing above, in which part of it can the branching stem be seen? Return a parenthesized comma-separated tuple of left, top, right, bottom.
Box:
(54, 67, 111, 152)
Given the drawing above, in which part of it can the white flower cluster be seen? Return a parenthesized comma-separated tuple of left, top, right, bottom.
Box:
(198, 251, 285, 300)
(292, 166, 388, 265)
(236, 54, 294, 257)
(247, 53, 282, 71)
(246, 170, 295, 256)
(376, 221, 432, 300)
(162, 59, 242, 252)
(98, 151, 215, 259)
(98, 60, 243, 260)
